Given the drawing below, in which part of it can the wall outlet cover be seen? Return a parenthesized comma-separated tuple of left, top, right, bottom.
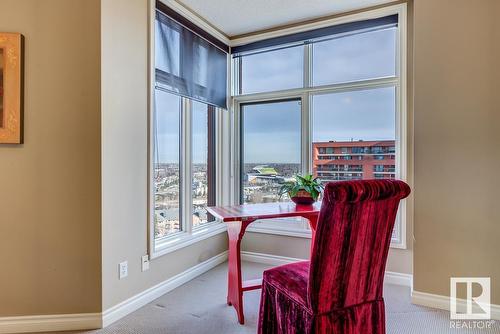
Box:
(142, 255, 150, 272)
(119, 261, 128, 279)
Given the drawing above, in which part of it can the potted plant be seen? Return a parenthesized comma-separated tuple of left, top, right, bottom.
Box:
(279, 174, 324, 205)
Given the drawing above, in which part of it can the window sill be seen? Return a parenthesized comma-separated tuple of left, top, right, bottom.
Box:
(246, 225, 407, 249)
(389, 240, 407, 249)
(151, 223, 227, 259)
(246, 225, 312, 238)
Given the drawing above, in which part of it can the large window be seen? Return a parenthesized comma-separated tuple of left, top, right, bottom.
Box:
(233, 9, 407, 246)
(240, 99, 301, 204)
(152, 6, 227, 255)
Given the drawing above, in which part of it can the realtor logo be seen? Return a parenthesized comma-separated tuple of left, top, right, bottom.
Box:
(450, 277, 491, 320)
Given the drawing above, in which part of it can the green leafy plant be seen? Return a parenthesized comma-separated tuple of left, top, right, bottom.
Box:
(279, 174, 324, 201)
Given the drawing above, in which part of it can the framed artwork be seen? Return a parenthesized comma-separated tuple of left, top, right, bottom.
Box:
(0, 32, 23, 144)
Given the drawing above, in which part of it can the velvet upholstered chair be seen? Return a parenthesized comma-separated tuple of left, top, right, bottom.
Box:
(258, 179, 411, 334)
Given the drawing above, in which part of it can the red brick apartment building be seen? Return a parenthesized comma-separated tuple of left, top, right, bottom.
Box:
(312, 140, 396, 182)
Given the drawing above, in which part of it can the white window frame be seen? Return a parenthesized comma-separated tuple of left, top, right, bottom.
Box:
(148, 0, 230, 258)
(230, 3, 409, 248)
(149, 91, 227, 259)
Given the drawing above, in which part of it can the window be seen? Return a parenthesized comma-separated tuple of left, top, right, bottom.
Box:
(191, 101, 216, 228)
(233, 7, 407, 247)
(352, 147, 365, 154)
(237, 45, 304, 95)
(152, 6, 227, 255)
(312, 87, 396, 182)
(312, 27, 396, 86)
(154, 91, 181, 238)
(152, 91, 219, 249)
(240, 99, 301, 204)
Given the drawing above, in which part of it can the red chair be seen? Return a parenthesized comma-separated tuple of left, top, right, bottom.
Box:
(258, 180, 411, 334)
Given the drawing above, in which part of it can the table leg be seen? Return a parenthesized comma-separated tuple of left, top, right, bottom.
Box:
(305, 213, 319, 254)
(226, 220, 250, 324)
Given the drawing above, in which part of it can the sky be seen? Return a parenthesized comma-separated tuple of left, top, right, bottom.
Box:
(155, 27, 397, 164)
(155, 91, 209, 164)
(155, 90, 180, 165)
(242, 100, 302, 164)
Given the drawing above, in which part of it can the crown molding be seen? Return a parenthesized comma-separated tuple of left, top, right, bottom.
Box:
(157, 0, 231, 46)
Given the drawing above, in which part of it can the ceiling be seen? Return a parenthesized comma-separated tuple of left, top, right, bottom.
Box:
(177, 0, 397, 37)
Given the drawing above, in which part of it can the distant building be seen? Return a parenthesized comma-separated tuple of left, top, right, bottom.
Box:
(312, 140, 396, 182)
(246, 165, 284, 184)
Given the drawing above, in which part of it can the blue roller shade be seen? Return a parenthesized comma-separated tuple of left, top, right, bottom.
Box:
(232, 14, 398, 56)
(155, 10, 228, 109)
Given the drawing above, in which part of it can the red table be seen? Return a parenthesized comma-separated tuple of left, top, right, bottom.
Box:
(207, 201, 321, 324)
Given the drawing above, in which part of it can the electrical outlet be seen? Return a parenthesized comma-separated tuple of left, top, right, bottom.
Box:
(119, 261, 128, 279)
(141, 255, 150, 272)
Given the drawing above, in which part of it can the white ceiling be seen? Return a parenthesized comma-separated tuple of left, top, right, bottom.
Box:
(177, 0, 397, 37)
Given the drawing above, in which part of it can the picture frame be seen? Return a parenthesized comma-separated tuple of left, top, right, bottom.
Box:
(0, 32, 23, 144)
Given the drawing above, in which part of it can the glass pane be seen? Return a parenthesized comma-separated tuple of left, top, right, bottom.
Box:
(154, 90, 181, 238)
(240, 45, 303, 94)
(312, 87, 396, 183)
(192, 101, 215, 228)
(312, 27, 396, 86)
(241, 100, 301, 204)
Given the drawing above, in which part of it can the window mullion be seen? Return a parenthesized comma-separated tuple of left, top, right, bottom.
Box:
(231, 56, 241, 96)
(207, 106, 217, 213)
(232, 101, 241, 205)
(304, 43, 313, 88)
(301, 93, 311, 176)
(182, 97, 193, 234)
(302, 43, 313, 175)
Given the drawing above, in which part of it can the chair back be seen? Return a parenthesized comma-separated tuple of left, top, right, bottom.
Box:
(308, 179, 410, 313)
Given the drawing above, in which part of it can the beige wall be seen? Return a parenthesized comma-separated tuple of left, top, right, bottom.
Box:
(413, 0, 500, 304)
(0, 0, 101, 316)
(101, 0, 227, 310)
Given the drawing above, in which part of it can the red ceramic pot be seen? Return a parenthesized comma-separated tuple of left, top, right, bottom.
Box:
(290, 190, 316, 205)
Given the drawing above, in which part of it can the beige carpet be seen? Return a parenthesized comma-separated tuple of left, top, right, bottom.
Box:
(41, 262, 500, 334)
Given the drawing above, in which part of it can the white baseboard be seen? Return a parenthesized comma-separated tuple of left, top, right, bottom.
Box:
(0, 313, 101, 334)
(241, 250, 305, 266)
(241, 251, 413, 288)
(0, 251, 229, 334)
(102, 250, 228, 327)
(412, 290, 500, 320)
(384, 271, 413, 288)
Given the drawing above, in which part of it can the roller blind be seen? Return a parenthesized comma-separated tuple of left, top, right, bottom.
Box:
(232, 14, 398, 56)
(155, 10, 228, 109)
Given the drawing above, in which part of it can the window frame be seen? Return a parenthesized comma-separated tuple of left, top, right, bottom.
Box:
(148, 1, 230, 258)
(149, 91, 226, 258)
(239, 98, 303, 205)
(230, 3, 409, 248)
